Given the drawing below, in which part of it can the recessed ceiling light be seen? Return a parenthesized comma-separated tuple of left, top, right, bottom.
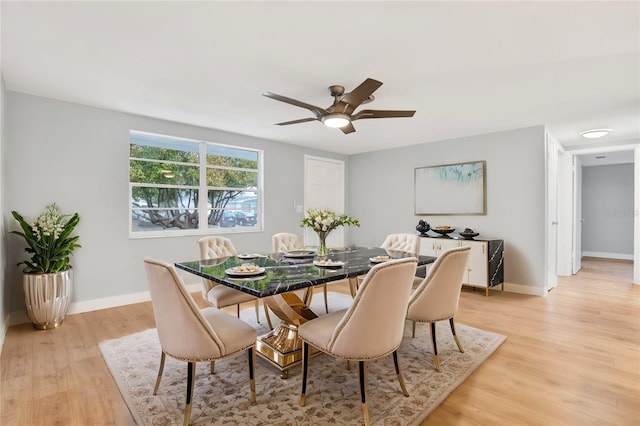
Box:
(579, 128, 611, 139)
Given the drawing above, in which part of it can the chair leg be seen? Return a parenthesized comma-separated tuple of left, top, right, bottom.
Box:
(210, 361, 215, 374)
(183, 361, 196, 426)
(152, 351, 166, 395)
(449, 318, 465, 353)
(254, 299, 261, 324)
(323, 284, 329, 313)
(412, 320, 416, 338)
(236, 303, 240, 318)
(263, 301, 274, 330)
(358, 361, 370, 426)
(430, 322, 442, 372)
(300, 342, 310, 406)
(392, 350, 409, 397)
(248, 347, 256, 404)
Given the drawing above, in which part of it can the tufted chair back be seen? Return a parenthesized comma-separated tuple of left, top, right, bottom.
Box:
(199, 236, 238, 259)
(380, 233, 420, 257)
(198, 236, 237, 298)
(272, 232, 305, 253)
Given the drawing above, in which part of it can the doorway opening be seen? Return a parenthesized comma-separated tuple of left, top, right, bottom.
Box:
(554, 144, 639, 285)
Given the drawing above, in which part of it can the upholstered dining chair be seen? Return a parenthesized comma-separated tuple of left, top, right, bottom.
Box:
(272, 232, 330, 314)
(143, 258, 257, 426)
(199, 236, 272, 330)
(380, 233, 421, 256)
(298, 257, 418, 426)
(272, 232, 305, 253)
(406, 245, 470, 372)
(354, 232, 422, 291)
(380, 233, 425, 288)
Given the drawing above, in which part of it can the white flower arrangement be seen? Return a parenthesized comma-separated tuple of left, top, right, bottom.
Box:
(300, 208, 360, 234)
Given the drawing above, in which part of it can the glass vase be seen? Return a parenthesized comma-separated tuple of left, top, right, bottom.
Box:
(316, 231, 329, 258)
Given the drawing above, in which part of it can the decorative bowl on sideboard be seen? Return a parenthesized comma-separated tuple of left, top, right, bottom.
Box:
(431, 227, 455, 237)
(459, 232, 480, 240)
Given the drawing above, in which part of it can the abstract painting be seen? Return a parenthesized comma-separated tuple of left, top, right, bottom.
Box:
(415, 160, 486, 215)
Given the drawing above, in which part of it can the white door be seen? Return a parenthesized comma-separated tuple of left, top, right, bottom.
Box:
(546, 135, 559, 290)
(572, 156, 583, 274)
(303, 156, 345, 248)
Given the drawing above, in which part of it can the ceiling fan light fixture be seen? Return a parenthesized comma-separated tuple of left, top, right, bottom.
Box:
(579, 128, 611, 139)
(322, 113, 351, 128)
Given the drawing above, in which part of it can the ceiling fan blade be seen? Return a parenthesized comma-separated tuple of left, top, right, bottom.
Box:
(351, 109, 416, 120)
(275, 117, 319, 126)
(332, 78, 383, 115)
(340, 122, 356, 134)
(263, 92, 328, 118)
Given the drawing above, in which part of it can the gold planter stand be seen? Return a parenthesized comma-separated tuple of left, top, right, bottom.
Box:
(23, 269, 73, 330)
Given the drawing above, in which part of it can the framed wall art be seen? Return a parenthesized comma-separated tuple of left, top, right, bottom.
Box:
(414, 160, 486, 215)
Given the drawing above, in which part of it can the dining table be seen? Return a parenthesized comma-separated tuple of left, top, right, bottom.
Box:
(175, 246, 435, 377)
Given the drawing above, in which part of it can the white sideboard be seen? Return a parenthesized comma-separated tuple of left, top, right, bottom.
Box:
(419, 235, 504, 296)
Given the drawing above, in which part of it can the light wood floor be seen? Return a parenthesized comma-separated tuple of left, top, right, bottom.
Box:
(1, 257, 638, 425)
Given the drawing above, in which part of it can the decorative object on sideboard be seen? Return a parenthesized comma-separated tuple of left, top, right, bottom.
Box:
(415, 219, 431, 236)
(459, 227, 480, 240)
(11, 203, 81, 330)
(432, 225, 455, 238)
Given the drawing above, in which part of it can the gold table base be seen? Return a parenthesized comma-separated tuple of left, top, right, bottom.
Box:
(255, 278, 358, 378)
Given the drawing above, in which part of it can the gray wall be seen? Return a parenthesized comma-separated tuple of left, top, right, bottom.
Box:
(3, 91, 549, 319)
(4, 92, 345, 313)
(347, 126, 546, 290)
(582, 163, 634, 257)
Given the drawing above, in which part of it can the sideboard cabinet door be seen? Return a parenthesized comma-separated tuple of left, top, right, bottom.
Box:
(460, 240, 488, 288)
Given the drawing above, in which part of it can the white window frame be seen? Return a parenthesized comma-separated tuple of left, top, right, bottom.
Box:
(129, 130, 264, 239)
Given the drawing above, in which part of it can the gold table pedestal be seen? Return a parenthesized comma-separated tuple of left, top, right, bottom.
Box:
(256, 323, 306, 379)
(256, 286, 330, 378)
(255, 278, 359, 378)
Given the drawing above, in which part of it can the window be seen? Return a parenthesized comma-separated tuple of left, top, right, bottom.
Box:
(129, 131, 262, 237)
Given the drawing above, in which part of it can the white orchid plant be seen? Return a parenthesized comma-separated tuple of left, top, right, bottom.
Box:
(11, 203, 81, 273)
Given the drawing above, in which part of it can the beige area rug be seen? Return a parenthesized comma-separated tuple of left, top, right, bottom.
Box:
(99, 293, 505, 426)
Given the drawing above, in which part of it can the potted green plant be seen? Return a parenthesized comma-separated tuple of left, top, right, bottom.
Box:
(11, 203, 81, 329)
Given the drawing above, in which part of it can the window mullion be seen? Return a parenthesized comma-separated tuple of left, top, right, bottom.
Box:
(199, 142, 207, 231)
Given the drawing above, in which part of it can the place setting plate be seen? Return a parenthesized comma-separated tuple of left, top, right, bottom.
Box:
(369, 255, 391, 263)
(225, 265, 266, 277)
(313, 259, 345, 268)
(237, 253, 267, 260)
(283, 249, 316, 258)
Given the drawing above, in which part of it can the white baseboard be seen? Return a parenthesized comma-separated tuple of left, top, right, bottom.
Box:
(582, 251, 634, 261)
(502, 281, 546, 297)
(6, 282, 202, 327)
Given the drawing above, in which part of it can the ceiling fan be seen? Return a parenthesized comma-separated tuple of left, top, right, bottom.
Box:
(263, 78, 415, 134)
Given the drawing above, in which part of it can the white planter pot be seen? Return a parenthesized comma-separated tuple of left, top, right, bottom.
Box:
(23, 269, 73, 330)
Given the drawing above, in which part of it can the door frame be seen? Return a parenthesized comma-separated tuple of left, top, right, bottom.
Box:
(554, 143, 639, 285)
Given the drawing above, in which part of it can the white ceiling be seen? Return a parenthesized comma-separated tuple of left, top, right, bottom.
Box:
(1, 1, 639, 157)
